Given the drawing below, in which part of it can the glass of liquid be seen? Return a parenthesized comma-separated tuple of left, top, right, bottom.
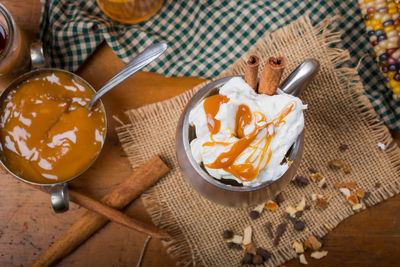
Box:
(0, 3, 31, 89)
(97, 0, 163, 24)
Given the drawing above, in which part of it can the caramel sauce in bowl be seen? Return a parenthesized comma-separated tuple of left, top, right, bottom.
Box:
(0, 69, 107, 189)
(175, 76, 304, 208)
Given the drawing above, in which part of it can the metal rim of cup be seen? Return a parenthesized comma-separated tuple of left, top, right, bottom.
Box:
(0, 3, 15, 63)
(180, 75, 303, 192)
(0, 68, 108, 187)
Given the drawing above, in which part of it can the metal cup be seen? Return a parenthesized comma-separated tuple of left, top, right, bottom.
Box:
(0, 46, 107, 212)
(176, 59, 319, 208)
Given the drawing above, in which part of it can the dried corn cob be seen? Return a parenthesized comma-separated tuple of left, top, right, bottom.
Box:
(358, 0, 400, 100)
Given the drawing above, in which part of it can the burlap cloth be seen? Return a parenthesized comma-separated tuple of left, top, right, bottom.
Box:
(116, 15, 400, 266)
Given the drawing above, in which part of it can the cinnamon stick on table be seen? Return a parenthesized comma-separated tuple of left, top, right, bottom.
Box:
(244, 55, 260, 91)
(31, 155, 169, 267)
(68, 190, 171, 240)
(259, 56, 286, 95)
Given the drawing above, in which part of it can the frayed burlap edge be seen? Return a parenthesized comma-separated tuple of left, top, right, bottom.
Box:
(116, 15, 400, 267)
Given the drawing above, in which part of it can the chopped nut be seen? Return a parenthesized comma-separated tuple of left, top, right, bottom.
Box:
(293, 175, 310, 186)
(342, 164, 351, 174)
(352, 203, 363, 211)
(328, 159, 344, 168)
(285, 206, 298, 217)
(275, 192, 285, 205)
(347, 194, 359, 205)
(304, 240, 312, 249)
(293, 220, 306, 231)
(244, 242, 257, 255)
(228, 235, 243, 245)
(318, 177, 327, 188)
(299, 254, 308, 265)
(241, 253, 253, 264)
(265, 222, 274, 239)
(323, 223, 332, 231)
(242, 226, 252, 246)
(377, 142, 386, 150)
(305, 235, 322, 251)
(310, 250, 328, 259)
(339, 144, 348, 151)
(252, 255, 264, 265)
(222, 230, 234, 239)
(273, 223, 287, 246)
(250, 202, 265, 219)
(334, 181, 356, 189)
(356, 188, 365, 198)
(253, 202, 265, 213)
(316, 198, 329, 210)
(293, 240, 304, 254)
(333, 182, 346, 188)
(311, 193, 323, 201)
(339, 188, 351, 197)
(311, 172, 323, 182)
(296, 197, 306, 211)
(256, 247, 271, 261)
(264, 200, 279, 211)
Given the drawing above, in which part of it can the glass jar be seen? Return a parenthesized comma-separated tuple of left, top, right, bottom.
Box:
(97, 0, 163, 24)
(0, 3, 31, 89)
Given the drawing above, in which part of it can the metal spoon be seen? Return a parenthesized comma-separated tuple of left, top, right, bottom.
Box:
(88, 42, 168, 110)
(278, 58, 320, 96)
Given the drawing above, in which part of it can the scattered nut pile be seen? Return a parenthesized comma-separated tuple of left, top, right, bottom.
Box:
(221, 144, 380, 265)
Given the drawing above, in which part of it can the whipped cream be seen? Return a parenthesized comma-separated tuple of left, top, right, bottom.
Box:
(189, 77, 306, 187)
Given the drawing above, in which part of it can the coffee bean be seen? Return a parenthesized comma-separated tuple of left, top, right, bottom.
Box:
(222, 230, 233, 239)
(249, 210, 260, 220)
(293, 220, 305, 231)
(256, 247, 271, 261)
(252, 255, 264, 265)
(241, 253, 253, 264)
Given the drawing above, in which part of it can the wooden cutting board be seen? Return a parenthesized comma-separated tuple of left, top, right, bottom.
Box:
(1, 1, 400, 266)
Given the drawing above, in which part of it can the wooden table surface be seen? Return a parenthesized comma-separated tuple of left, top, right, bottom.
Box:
(1, 1, 400, 266)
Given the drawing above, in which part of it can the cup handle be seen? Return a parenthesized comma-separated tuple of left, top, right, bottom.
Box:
(30, 42, 46, 69)
(50, 183, 69, 212)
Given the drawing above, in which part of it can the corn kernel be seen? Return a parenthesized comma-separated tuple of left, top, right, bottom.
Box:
(389, 79, 400, 88)
(387, 71, 396, 79)
(384, 25, 395, 33)
(393, 86, 400, 94)
(388, 2, 396, 8)
(389, 8, 397, 14)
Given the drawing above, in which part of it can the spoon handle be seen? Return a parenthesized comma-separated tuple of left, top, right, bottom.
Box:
(279, 58, 319, 96)
(88, 42, 168, 110)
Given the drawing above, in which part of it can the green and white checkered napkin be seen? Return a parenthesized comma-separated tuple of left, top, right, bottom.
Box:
(38, 0, 400, 130)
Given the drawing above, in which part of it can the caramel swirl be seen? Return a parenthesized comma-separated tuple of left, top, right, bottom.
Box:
(203, 94, 229, 135)
(203, 95, 294, 182)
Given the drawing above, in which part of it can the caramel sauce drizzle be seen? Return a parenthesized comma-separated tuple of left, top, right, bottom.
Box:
(203, 94, 229, 135)
(202, 94, 294, 182)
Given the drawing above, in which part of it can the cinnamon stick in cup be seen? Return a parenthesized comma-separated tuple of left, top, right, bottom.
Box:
(244, 55, 260, 91)
(259, 56, 286, 95)
(31, 155, 169, 267)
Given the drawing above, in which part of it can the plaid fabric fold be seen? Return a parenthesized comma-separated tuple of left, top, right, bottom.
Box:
(38, 0, 400, 130)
